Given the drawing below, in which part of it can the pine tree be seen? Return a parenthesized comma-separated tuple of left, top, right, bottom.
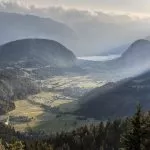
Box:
(121, 104, 143, 150)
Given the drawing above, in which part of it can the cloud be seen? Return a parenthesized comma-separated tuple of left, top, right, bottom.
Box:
(4, 0, 150, 15)
(0, 1, 147, 23)
(0, 1, 150, 56)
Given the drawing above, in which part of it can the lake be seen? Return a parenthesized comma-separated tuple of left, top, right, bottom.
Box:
(78, 54, 121, 62)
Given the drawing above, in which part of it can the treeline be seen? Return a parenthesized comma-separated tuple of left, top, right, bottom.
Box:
(1, 105, 150, 150)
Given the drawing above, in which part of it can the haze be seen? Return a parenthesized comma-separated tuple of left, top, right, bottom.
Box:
(3, 0, 150, 16)
(1, 0, 150, 56)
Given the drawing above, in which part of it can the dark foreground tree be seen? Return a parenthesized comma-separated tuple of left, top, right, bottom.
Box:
(121, 104, 145, 150)
(1, 103, 150, 150)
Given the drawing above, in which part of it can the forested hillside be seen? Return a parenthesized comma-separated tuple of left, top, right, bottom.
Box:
(0, 39, 76, 68)
(0, 105, 150, 150)
(0, 69, 40, 114)
(77, 71, 150, 119)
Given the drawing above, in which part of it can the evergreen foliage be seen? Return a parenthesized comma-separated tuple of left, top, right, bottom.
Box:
(1, 105, 150, 150)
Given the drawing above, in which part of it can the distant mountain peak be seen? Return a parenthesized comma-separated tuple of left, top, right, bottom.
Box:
(130, 39, 150, 48)
(0, 11, 77, 53)
(120, 39, 150, 62)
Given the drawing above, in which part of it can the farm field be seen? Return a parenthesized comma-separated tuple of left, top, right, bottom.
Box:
(8, 75, 105, 132)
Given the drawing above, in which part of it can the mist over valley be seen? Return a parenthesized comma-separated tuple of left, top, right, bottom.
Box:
(1, 1, 150, 149)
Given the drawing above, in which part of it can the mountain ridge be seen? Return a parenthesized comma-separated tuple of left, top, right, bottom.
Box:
(0, 11, 77, 53)
(0, 38, 76, 68)
(77, 71, 150, 119)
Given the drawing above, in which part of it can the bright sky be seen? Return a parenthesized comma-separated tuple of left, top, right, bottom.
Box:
(1, 0, 150, 17)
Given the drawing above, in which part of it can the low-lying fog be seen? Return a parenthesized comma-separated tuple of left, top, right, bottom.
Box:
(78, 54, 121, 62)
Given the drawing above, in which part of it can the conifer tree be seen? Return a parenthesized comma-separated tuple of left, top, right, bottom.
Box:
(121, 104, 143, 150)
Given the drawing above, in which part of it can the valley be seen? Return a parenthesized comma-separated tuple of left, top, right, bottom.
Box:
(1, 4, 150, 149)
(7, 75, 105, 132)
(0, 34, 150, 136)
(1, 37, 150, 134)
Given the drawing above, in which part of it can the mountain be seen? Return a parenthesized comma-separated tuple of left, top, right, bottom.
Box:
(0, 12, 76, 52)
(0, 39, 77, 114)
(77, 71, 150, 119)
(80, 39, 150, 79)
(105, 39, 150, 71)
(0, 39, 76, 68)
(117, 39, 150, 66)
(111, 39, 150, 77)
(0, 68, 40, 114)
